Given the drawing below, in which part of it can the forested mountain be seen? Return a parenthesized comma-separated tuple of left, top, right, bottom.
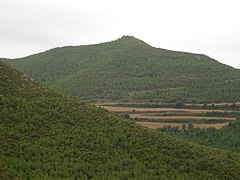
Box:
(4, 36, 240, 103)
(1, 60, 240, 179)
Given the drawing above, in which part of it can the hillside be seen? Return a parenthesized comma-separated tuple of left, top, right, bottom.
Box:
(0, 59, 58, 99)
(4, 36, 240, 103)
(160, 122, 240, 153)
(2, 61, 240, 179)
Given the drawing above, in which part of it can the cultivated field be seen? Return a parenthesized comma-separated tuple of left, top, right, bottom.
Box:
(136, 122, 229, 129)
(98, 102, 239, 129)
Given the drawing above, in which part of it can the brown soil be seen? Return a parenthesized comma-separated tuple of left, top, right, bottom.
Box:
(130, 114, 236, 120)
(137, 122, 229, 129)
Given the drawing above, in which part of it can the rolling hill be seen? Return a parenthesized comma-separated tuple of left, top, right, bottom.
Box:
(1, 61, 240, 179)
(4, 36, 240, 102)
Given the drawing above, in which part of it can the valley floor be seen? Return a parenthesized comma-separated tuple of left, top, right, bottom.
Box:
(96, 101, 239, 129)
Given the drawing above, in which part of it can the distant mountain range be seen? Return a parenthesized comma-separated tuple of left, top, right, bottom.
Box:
(4, 36, 240, 103)
(1, 60, 240, 179)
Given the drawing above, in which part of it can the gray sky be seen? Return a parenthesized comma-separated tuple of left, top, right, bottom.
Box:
(1, 0, 240, 68)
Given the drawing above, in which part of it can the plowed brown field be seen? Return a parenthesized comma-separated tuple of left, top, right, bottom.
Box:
(98, 103, 238, 129)
(130, 114, 236, 120)
(137, 122, 229, 129)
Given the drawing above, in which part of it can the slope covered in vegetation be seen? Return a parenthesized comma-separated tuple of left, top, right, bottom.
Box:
(0, 62, 240, 179)
(160, 121, 240, 153)
(0, 60, 58, 99)
(4, 36, 240, 103)
(1, 61, 240, 179)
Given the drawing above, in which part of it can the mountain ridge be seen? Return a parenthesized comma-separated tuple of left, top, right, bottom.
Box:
(2, 36, 213, 62)
(4, 36, 240, 103)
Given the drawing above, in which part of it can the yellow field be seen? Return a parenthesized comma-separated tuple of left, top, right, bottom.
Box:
(130, 114, 236, 120)
(137, 122, 229, 129)
(97, 103, 238, 129)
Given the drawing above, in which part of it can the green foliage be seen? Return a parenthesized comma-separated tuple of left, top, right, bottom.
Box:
(105, 101, 240, 110)
(0, 60, 58, 99)
(159, 122, 240, 153)
(4, 36, 240, 103)
(2, 61, 240, 179)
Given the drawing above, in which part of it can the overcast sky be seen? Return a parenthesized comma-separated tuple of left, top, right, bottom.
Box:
(1, 0, 240, 68)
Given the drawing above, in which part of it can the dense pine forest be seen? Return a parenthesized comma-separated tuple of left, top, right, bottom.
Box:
(159, 121, 240, 153)
(2, 60, 240, 179)
(4, 36, 240, 103)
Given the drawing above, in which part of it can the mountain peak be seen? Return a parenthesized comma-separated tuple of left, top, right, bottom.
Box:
(115, 35, 150, 47)
(120, 35, 138, 40)
(4, 36, 240, 103)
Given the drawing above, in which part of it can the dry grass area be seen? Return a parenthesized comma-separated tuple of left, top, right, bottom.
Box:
(137, 122, 229, 129)
(193, 123, 229, 129)
(97, 103, 238, 129)
(130, 114, 236, 120)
